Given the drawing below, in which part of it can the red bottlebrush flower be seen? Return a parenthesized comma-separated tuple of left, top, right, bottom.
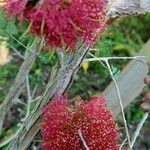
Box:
(42, 95, 119, 150)
(4, 0, 27, 20)
(4, 0, 107, 49)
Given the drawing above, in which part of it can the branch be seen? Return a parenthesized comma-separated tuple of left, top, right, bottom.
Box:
(105, 59, 131, 149)
(130, 113, 148, 148)
(0, 38, 44, 132)
(7, 41, 89, 150)
(78, 129, 89, 150)
(104, 40, 150, 115)
(107, 0, 150, 18)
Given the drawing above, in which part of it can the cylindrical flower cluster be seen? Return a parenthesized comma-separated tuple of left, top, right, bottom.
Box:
(4, 0, 27, 21)
(42, 95, 119, 150)
(4, 0, 107, 49)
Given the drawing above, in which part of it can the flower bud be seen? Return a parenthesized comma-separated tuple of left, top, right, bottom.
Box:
(144, 76, 150, 85)
(140, 102, 150, 112)
(144, 93, 150, 101)
(142, 87, 150, 95)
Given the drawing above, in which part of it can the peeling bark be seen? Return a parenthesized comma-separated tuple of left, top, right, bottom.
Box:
(8, 42, 89, 150)
(107, 0, 150, 18)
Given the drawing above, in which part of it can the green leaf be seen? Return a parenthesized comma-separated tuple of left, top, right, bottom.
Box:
(18, 20, 29, 32)
(0, 17, 7, 29)
(111, 65, 121, 79)
(0, 10, 7, 35)
(5, 21, 18, 35)
(0, 28, 7, 36)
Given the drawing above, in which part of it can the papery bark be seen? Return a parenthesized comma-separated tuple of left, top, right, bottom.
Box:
(107, 0, 150, 18)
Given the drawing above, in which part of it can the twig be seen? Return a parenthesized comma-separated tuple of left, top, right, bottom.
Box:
(83, 56, 146, 63)
(131, 112, 149, 148)
(0, 126, 22, 148)
(9, 44, 25, 60)
(78, 129, 89, 150)
(31, 84, 38, 99)
(10, 35, 27, 49)
(104, 59, 132, 149)
(25, 76, 31, 119)
(0, 38, 44, 132)
(88, 52, 108, 69)
(0, 77, 38, 147)
(56, 48, 65, 67)
(19, 22, 33, 39)
(119, 138, 127, 150)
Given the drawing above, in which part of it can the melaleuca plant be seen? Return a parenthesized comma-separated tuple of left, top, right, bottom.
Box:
(0, 0, 120, 149)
